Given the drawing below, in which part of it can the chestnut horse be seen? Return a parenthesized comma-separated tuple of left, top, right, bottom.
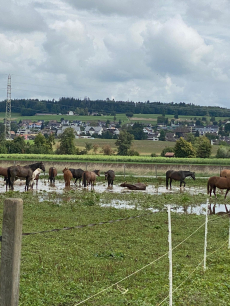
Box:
(207, 176, 230, 199)
(82, 170, 100, 189)
(63, 168, 73, 187)
(220, 169, 230, 178)
(48, 167, 57, 184)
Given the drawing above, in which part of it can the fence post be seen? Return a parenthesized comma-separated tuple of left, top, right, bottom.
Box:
(168, 205, 173, 306)
(0, 198, 23, 306)
(155, 165, 157, 178)
(86, 162, 87, 171)
(203, 199, 209, 271)
(124, 164, 126, 179)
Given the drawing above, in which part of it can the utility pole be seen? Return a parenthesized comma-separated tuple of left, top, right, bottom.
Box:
(5, 74, 11, 140)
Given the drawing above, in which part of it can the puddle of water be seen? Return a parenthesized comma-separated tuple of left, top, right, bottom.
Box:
(1, 179, 228, 216)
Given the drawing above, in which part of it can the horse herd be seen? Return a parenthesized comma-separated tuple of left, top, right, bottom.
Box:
(1, 162, 230, 200)
(0, 162, 116, 191)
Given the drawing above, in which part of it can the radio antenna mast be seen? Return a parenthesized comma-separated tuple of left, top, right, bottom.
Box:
(5, 74, 11, 140)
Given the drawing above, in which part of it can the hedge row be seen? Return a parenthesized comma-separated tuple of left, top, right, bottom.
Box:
(0, 154, 230, 166)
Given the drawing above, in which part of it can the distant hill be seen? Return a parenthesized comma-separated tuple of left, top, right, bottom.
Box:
(0, 98, 230, 117)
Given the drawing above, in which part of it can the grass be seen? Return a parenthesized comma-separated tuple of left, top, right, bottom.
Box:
(0, 179, 230, 305)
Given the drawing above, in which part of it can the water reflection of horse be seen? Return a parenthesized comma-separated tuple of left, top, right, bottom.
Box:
(105, 170, 115, 187)
(166, 170, 195, 189)
(207, 176, 230, 198)
(83, 170, 100, 189)
(63, 168, 73, 187)
(69, 168, 84, 186)
(48, 167, 57, 184)
(7, 162, 46, 191)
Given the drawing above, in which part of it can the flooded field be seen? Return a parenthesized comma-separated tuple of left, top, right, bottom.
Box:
(1, 177, 229, 216)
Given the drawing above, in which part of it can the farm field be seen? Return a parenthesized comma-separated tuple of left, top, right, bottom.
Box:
(0, 112, 129, 124)
(0, 177, 230, 306)
(75, 139, 220, 157)
(0, 112, 229, 125)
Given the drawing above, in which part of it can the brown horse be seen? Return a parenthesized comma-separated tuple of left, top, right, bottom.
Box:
(220, 169, 230, 178)
(48, 167, 57, 184)
(82, 170, 100, 189)
(207, 176, 230, 198)
(0, 167, 10, 190)
(7, 165, 33, 191)
(63, 168, 73, 187)
(120, 182, 146, 190)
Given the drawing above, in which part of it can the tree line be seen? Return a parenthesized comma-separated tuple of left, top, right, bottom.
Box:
(1, 97, 230, 117)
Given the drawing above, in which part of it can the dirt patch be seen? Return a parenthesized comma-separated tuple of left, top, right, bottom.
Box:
(130, 117, 157, 121)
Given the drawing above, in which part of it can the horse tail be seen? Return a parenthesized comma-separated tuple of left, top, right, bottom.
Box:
(166, 175, 168, 189)
(207, 180, 210, 195)
(83, 172, 87, 187)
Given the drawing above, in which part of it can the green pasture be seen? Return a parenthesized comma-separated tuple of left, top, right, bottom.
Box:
(0, 183, 229, 305)
(0, 112, 229, 125)
(0, 113, 128, 124)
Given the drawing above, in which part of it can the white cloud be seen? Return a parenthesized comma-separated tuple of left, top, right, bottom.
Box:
(0, 0, 230, 108)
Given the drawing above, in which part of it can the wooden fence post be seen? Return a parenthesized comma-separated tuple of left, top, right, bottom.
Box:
(155, 165, 157, 178)
(0, 198, 23, 306)
(124, 164, 126, 179)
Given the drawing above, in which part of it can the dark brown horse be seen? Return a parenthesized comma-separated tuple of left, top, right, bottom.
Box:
(105, 170, 115, 187)
(82, 170, 100, 189)
(166, 170, 195, 189)
(0, 167, 10, 190)
(63, 168, 73, 187)
(7, 162, 45, 191)
(120, 182, 146, 190)
(207, 176, 230, 199)
(48, 167, 57, 184)
(69, 168, 84, 186)
(7, 166, 33, 191)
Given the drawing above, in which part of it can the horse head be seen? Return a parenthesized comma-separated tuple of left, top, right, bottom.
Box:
(63, 167, 68, 173)
(191, 172, 196, 180)
(94, 170, 100, 176)
(39, 162, 46, 172)
(104, 171, 108, 180)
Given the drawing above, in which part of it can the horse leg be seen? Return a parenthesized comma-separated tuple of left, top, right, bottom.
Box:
(166, 177, 168, 189)
(169, 178, 172, 189)
(224, 204, 229, 213)
(213, 186, 217, 197)
(225, 189, 230, 199)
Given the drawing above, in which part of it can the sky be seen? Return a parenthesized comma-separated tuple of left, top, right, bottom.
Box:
(0, 0, 230, 108)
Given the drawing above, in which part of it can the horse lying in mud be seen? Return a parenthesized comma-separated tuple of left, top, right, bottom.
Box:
(69, 168, 84, 186)
(120, 182, 146, 190)
(48, 167, 57, 184)
(105, 170, 115, 187)
(82, 170, 100, 190)
(63, 168, 73, 187)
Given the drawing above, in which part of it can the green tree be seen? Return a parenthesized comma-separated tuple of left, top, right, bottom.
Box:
(160, 147, 174, 157)
(174, 137, 196, 158)
(195, 136, 212, 158)
(128, 122, 147, 140)
(57, 128, 76, 155)
(5, 136, 29, 154)
(216, 146, 230, 158)
(85, 142, 93, 152)
(115, 130, 134, 155)
(224, 123, 230, 134)
(31, 133, 53, 154)
(159, 130, 166, 141)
